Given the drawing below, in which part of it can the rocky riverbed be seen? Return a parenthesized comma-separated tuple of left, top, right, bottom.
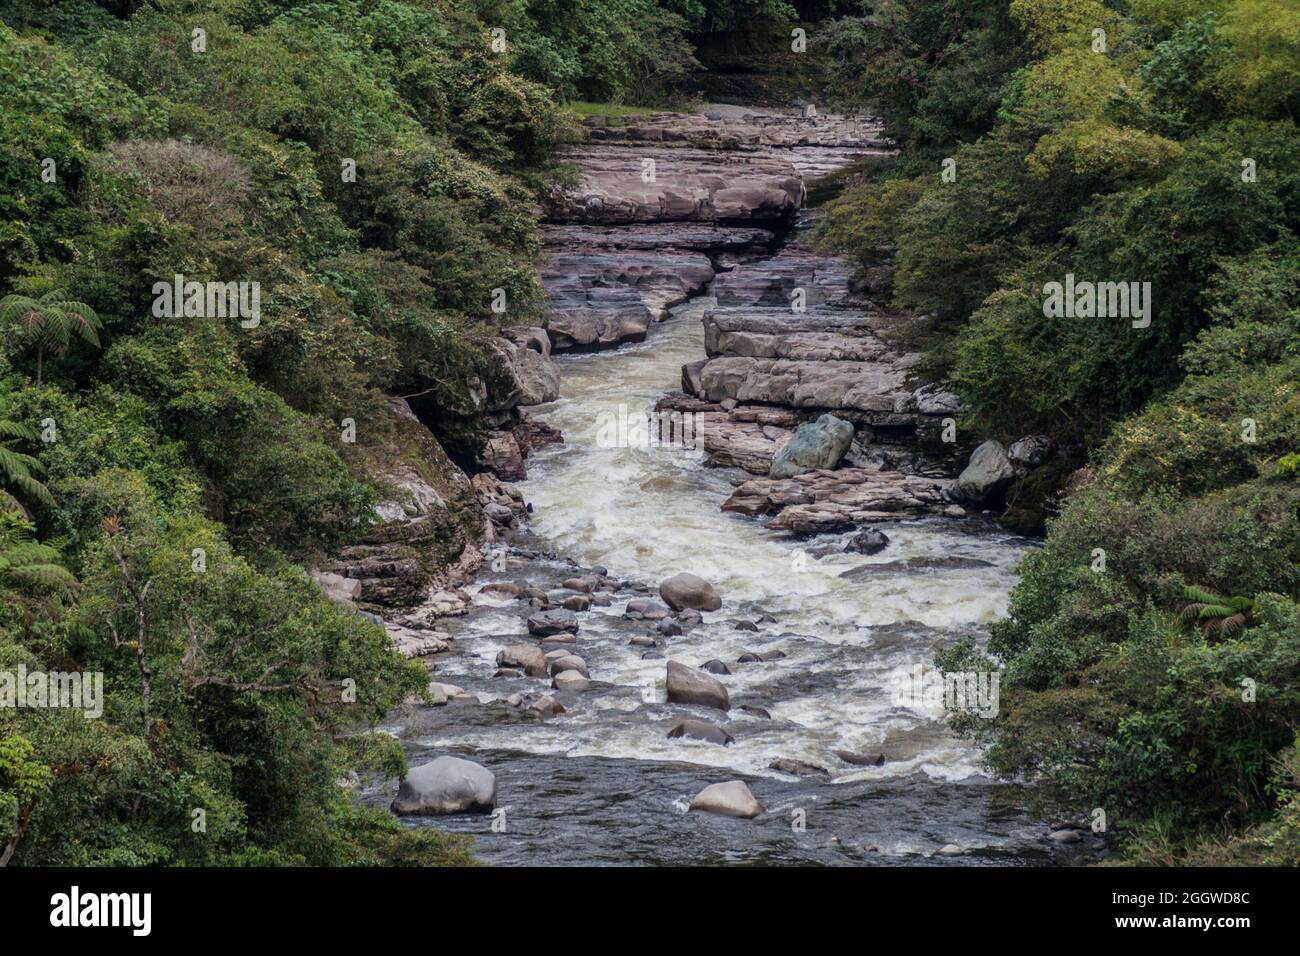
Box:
(347, 105, 1097, 864)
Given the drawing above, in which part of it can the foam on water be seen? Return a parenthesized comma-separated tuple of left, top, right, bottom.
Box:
(424, 293, 1035, 787)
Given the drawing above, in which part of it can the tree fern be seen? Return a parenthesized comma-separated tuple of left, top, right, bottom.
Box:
(0, 289, 102, 387)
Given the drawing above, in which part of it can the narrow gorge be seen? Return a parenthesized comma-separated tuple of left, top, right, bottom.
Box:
(356, 105, 1091, 865)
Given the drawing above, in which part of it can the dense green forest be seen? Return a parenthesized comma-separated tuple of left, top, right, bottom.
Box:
(1, 0, 1297, 866)
(817, 0, 1300, 863)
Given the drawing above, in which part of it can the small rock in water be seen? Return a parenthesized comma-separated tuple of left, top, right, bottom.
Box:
(625, 598, 671, 620)
(769, 758, 830, 778)
(552, 670, 590, 692)
(699, 659, 731, 675)
(844, 528, 890, 555)
(677, 608, 703, 626)
(480, 582, 524, 598)
(738, 705, 771, 719)
(1049, 829, 1083, 844)
(629, 635, 657, 647)
(643, 650, 665, 660)
(562, 594, 591, 611)
(561, 577, 593, 593)
(689, 780, 764, 819)
(833, 749, 885, 767)
(730, 619, 759, 632)
(657, 617, 684, 636)
(737, 652, 762, 664)
(667, 719, 734, 746)
(530, 695, 566, 716)
(937, 844, 963, 857)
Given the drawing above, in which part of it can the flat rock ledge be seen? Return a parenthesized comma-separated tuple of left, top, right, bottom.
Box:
(722, 468, 957, 535)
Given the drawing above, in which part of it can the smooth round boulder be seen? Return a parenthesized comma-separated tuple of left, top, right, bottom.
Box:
(700, 659, 731, 675)
(659, 573, 722, 612)
(548, 654, 589, 678)
(668, 719, 734, 746)
(688, 780, 764, 818)
(552, 670, 590, 692)
(561, 577, 593, 593)
(562, 594, 592, 612)
(496, 644, 548, 678)
(391, 756, 495, 816)
(666, 659, 730, 711)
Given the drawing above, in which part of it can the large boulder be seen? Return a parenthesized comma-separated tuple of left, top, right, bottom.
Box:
(391, 756, 496, 815)
(496, 644, 548, 678)
(659, 572, 722, 612)
(688, 780, 764, 818)
(527, 608, 579, 637)
(954, 440, 1016, 504)
(769, 413, 855, 479)
(666, 660, 730, 711)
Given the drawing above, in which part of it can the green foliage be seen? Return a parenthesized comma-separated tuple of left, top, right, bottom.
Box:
(0, 0, 607, 867)
(820, 0, 1300, 861)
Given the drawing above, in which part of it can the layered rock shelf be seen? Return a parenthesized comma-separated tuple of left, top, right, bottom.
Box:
(537, 106, 890, 356)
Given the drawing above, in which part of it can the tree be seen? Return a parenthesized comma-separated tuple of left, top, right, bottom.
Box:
(0, 289, 101, 387)
(0, 418, 52, 514)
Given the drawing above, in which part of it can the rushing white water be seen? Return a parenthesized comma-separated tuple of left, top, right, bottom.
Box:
(419, 292, 1036, 792)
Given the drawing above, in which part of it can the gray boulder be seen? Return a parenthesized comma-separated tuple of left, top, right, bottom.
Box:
(689, 780, 764, 818)
(844, 528, 889, 555)
(768, 413, 855, 479)
(552, 670, 590, 692)
(548, 654, 589, 678)
(496, 644, 548, 678)
(666, 660, 730, 711)
(527, 608, 579, 637)
(391, 756, 496, 815)
(954, 440, 1016, 503)
(659, 572, 722, 612)
(1008, 434, 1054, 469)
